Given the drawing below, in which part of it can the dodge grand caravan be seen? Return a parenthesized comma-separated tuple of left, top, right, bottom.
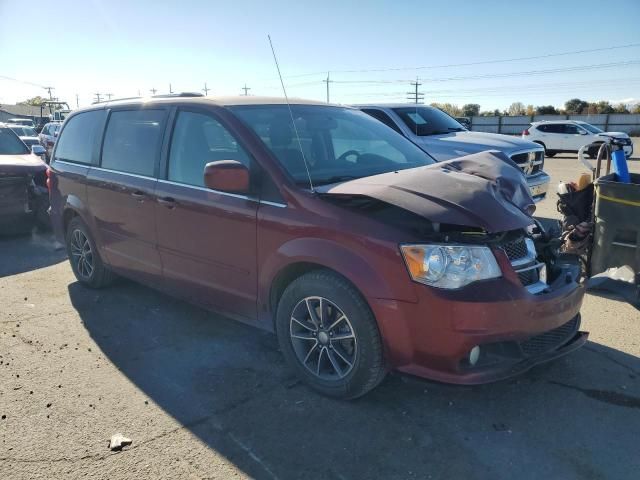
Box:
(49, 95, 587, 398)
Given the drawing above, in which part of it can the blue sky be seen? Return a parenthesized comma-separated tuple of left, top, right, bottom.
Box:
(1, 0, 639, 110)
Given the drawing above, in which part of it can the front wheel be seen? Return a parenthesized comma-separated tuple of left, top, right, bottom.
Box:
(275, 270, 386, 399)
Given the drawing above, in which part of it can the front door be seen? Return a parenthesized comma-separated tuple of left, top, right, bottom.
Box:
(87, 108, 167, 285)
(155, 108, 258, 320)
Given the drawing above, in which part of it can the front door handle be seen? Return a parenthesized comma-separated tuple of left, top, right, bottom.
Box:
(157, 197, 177, 209)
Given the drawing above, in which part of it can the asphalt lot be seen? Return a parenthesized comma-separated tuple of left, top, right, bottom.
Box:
(1, 146, 639, 480)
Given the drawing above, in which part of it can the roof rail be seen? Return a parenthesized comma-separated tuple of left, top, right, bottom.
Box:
(151, 92, 204, 98)
(91, 92, 205, 105)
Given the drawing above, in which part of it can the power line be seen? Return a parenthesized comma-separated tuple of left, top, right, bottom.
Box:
(331, 60, 640, 84)
(280, 42, 640, 78)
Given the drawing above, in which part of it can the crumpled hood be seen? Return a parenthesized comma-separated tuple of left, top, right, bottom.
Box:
(317, 150, 535, 233)
(414, 130, 541, 159)
(0, 154, 47, 177)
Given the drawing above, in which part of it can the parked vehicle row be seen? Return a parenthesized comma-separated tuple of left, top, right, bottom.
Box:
(356, 104, 551, 202)
(48, 96, 586, 398)
(523, 120, 633, 159)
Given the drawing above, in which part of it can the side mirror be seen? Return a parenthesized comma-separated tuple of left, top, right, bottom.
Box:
(203, 160, 250, 194)
(579, 130, 588, 135)
(31, 145, 46, 156)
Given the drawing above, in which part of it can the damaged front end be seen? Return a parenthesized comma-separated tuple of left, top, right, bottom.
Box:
(318, 150, 587, 383)
(0, 159, 49, 235)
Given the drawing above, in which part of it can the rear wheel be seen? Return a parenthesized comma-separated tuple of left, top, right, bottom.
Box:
(66, 217, 115, 288)
(587, 144, 603, 159)
(275, 270, 386, 399)
(545, 151, 556, 157)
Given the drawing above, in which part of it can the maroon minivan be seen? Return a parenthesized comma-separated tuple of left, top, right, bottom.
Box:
(49, 95, 587, 398)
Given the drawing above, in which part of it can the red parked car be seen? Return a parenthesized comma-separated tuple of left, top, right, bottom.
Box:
(48, 95, 587, 398)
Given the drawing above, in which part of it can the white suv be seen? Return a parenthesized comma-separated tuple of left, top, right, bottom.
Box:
(523, 120, 633, 159)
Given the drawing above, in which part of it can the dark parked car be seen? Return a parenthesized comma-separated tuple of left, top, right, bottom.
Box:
(0, 124, 49, 234)
(49, 96, 586, 398)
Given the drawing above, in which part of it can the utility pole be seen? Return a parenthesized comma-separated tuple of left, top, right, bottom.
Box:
(150, 88, 157, 95)
(44, 86, 55, 100)
(406, 77, 424, 104)
(203, 82, 210, 96)
(169, 83, 173, 94)
(322, 72, 333, 103)
(105, 93, 113, 101)
(241, 83, 251, 96)
(137, 89, 141, 97)
(93, 93, 102, 103)
(75, 94, 79, 108)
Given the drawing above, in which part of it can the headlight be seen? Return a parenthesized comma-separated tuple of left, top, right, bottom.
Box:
(400, 244, 501, 289)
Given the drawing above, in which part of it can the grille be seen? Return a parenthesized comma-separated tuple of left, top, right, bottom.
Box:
(510, 151, 544, 175)
(502, 237, 528, 261)
(520, 316, 579, 356)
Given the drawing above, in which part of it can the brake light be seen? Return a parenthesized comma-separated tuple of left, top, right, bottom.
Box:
(46, 167, 52, 193)
(522, 129, 530, 136)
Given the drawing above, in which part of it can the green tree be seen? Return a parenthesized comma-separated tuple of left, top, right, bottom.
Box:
(535, 105, 558, 115)
(564, 98, 589, 114)
(631, 104, 640, 114)
(595, 101, 615, 114)
(461, 103, 480, 117)
(18, 96, 46, 106)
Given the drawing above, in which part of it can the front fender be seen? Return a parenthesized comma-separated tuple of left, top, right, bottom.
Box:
(259, 237, 418, 317)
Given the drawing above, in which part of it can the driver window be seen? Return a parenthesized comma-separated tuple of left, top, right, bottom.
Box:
(564, 124, 579, 134)
(168, 111, 251, 187)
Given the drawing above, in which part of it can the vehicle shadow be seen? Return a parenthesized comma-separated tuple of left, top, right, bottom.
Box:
(0, 230, 67, 277)
(69, 279, 640, 479)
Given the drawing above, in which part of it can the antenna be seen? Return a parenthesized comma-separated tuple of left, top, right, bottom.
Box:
(267, 34, 314, 192)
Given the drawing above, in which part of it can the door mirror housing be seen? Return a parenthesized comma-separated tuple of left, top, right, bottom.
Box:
(31, 144, 46, 156)
(579, 130, 588, 135)
(204, 160, 250, 194)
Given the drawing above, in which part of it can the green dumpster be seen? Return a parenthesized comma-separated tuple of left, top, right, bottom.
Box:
(590, 173, 640, 276)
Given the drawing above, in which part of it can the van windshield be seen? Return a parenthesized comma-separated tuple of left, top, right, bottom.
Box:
(0, 128, 29, 155)
(230, 105, 435, 186)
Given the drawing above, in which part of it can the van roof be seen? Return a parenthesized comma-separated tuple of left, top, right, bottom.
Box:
(82, 95, 336, 111)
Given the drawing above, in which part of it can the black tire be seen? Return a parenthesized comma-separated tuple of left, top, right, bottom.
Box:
(65, 216, 116, 288)
(587, 144, 603, 159)
(545, 151, 556, 158)
(275, 270, 387, 399)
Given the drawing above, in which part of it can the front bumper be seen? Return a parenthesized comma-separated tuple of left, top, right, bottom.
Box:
(369, 260, 586, 384)
(527, 172, 550, 203)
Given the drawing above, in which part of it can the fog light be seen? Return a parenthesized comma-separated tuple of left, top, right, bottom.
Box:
(469, 346, 480, 366)
(539, 264, 548, 284)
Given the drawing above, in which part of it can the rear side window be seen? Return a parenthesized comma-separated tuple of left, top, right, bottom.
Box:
(168, 110, 251, 187)
(54, 110, 105, 164)
(101, 109, 165, 176)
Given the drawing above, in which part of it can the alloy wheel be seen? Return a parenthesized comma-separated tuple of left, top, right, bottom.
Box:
(289, 296, 357, 380)
(70, 229, 94, 279)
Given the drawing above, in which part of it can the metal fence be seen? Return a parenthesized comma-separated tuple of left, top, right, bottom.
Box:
(470, 113, 640, 135)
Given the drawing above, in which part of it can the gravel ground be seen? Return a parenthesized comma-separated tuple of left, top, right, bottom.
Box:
(1, 147, 639, 480)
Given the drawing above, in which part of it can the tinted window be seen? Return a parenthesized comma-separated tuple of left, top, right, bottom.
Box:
(101, 109, 165, 176)
(392, 107, 465, 136)
(361, 109, 402, 134)
(0, 127, 29, 155)
(542, 124, 562, 133)
(581, 123, 603, 134)
(168, 111, 251, 187)
(54, 110, 105, 164)
(231, 105, 434, 186)
(537, 124, 548, 132)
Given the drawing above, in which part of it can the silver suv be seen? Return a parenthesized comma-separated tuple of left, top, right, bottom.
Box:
(357, 104, 550, 202)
